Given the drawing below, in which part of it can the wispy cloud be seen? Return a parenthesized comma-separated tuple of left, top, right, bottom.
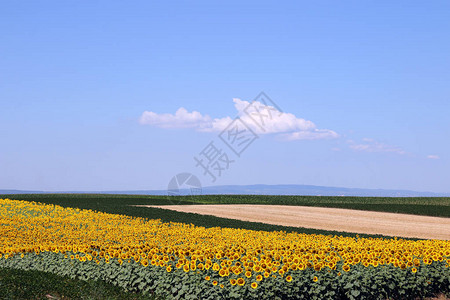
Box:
(139, 107, 212, 129)
(140, 98, 339, 141)
(427, 154, 440, 159)
(348, 138, 406, 155)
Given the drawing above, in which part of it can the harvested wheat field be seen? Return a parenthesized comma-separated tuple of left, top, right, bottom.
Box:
(139, 204, 450, 240)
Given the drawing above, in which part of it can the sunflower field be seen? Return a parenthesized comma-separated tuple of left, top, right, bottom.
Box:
(0, 198, 449, 299)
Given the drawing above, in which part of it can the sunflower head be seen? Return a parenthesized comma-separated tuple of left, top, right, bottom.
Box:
(237, 278, 245, 286)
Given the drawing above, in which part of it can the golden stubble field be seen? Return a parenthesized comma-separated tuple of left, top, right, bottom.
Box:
(139, 204, 450, 240)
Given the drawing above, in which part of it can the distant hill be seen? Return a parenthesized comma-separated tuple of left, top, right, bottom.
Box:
(0, 189, 43, 194)
(1, 184, 449, 197)
(200, 184, 450, 197)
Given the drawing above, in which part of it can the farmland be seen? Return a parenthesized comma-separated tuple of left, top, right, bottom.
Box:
(143, 204, 450, 239)
(0, 194, 449, 299)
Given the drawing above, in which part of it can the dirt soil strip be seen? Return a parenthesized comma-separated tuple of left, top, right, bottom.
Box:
(136, 204, 450, 240)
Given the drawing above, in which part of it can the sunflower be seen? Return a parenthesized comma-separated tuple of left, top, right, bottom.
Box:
(313, 276, 318, 282)
(237, 278, 245, 286)
(256, 274, 263, 281)
(286, 275, 293, 282)
(230, 279, 237, 286)
(251, 282, 258, 289)
(205, 276, 211, 281)
(411, 267, 417, 273)
(212, 280, 218, 286)
(343, 265, 350, 272)
(213, 263, 220, 271)
(141, 259, 149, 267)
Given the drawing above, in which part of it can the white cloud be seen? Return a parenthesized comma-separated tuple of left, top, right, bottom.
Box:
(281, 129, 339, 141)
(427, 154, 440, 159)
(348, 138, 406, 155)
(140, 98, 339, 141)
(139, 107, 212, 129)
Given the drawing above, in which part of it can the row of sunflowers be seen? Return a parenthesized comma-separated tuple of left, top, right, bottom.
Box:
(0, 198, 449, 299)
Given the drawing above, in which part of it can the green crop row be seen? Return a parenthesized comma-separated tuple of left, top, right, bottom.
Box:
(0, 267, 153, 300)
(1, 252, 448, 300)
(2, 194, 448, 218)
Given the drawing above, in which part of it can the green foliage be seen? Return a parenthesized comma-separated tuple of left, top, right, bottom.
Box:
(1, 193, 448, 217)
(0, 266, 156, 300)
(1, 252, 448, 299)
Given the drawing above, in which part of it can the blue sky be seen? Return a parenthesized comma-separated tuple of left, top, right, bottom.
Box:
(1, 1, 449, 193)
